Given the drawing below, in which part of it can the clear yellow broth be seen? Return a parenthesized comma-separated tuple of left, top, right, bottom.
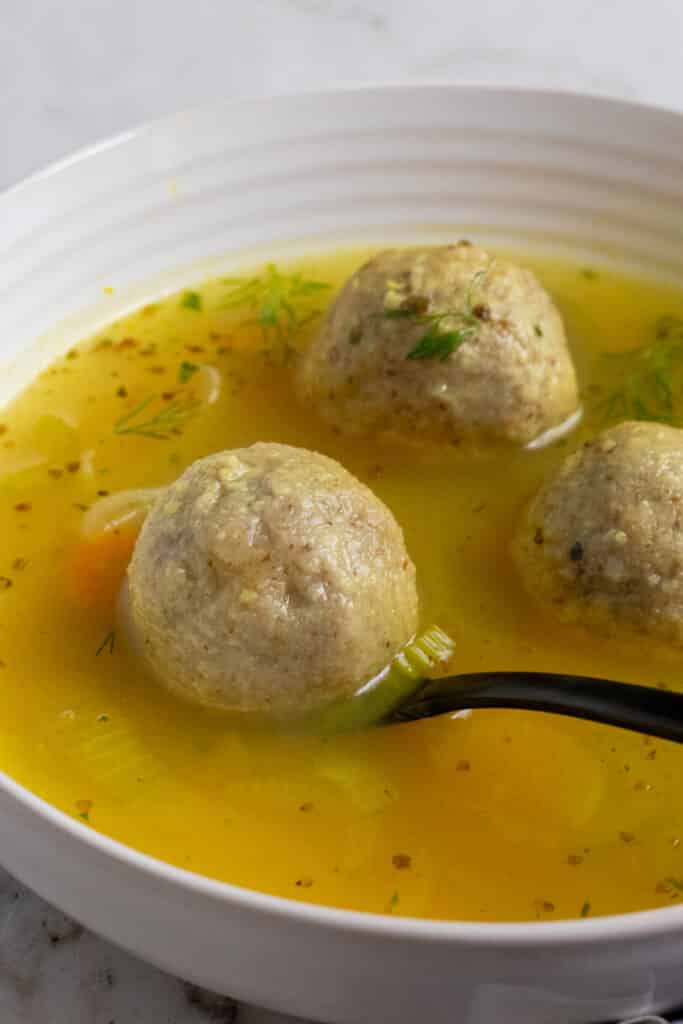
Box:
(0, 245, 682, 923)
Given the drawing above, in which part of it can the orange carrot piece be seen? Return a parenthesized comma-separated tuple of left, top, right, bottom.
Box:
(66, 526, 138, 612)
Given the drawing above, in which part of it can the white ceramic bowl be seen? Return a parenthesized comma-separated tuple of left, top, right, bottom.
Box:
(2, 86, 683, 1024)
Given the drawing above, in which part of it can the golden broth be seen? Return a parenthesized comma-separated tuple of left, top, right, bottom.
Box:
(0, 246, 682, 922)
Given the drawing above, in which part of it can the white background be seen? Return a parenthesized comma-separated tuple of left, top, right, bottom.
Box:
(1, 2, 683, 1022)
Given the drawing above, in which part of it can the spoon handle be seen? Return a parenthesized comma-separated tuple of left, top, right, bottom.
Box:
(390, 672, 683, 744)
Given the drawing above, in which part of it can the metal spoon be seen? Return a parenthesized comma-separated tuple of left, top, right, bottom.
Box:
(385, 671, 683, 743)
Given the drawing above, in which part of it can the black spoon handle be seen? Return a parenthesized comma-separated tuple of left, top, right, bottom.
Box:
(389, 672, 683, 744)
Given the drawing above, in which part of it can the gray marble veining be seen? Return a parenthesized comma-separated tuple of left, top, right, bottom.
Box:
(0, 866, 306, 1024)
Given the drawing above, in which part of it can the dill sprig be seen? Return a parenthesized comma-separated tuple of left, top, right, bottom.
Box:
(178, 360, 199, 383)
(597, 315, 683, 426)
(96, 630, 115, 656)
(114, 395, 201, 440)
(386, 890, 400, 913)
(219, 263, 330, 356)
(382, 266, 491, 362)
(180, 290, 202, 311)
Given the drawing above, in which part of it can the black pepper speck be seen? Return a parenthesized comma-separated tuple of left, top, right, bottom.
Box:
(569, 542, 584, 562)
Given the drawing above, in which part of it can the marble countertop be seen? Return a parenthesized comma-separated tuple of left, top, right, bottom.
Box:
(2, 2, 683, 1022)
(0, 866, 299, 1024)
(4, 0, 683, 192)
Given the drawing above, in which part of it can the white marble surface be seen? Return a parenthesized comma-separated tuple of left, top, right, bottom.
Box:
(4, 0, 683, 193)
(0, 866, 307, 1024)
(3, 2, 683, 1022)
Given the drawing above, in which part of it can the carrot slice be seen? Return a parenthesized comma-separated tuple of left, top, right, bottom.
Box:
(66, 525, 139, 612)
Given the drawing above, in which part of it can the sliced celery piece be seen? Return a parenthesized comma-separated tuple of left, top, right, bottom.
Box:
(311, 625, 455, 736)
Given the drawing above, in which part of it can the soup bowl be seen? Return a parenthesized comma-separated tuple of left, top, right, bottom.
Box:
(1, 85, 683, 1024)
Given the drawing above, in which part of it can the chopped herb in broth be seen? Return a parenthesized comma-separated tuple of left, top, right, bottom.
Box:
(596, 314, 683, 426)
(114, 394, 201, 440)
(0, 247, 682, 923)
(95, 630, 116, 657)
(219, 262, 330, 360)
(180, 290, 202, 312)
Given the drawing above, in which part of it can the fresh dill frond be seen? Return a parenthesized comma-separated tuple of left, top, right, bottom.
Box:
(386, 890, 400, 913)
(96, 630, 115, 656)
(596, 315, 683, 427)
(658, 876, 683, 895)
(657, 314, 683, 342)
(178, 360, 200, 383)
(180, 290, 202, 311)
(406, 320, 477, 362)
(219, 263, 330, 356)
(380, 264, 492, 362)
(114, 395, 201, 440)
